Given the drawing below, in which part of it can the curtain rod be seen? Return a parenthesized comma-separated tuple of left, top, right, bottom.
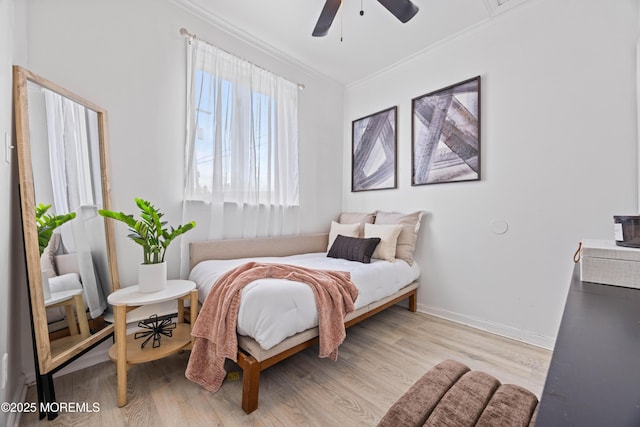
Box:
(179, 28, 305, 90)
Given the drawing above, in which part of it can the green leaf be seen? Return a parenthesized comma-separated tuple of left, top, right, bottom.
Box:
(99, 198, 196, 264)
(35, 204, 76, 255)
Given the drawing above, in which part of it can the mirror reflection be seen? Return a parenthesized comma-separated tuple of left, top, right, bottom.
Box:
(14, 65, 119, 379)
(26, 80, 111, 355)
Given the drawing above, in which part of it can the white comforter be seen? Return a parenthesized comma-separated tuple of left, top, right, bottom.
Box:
(189, 252, 420, 351)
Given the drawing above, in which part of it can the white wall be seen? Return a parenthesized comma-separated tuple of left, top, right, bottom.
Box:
(19, 0, 343, 385)
(343, 0, 639, 347)
(25, 0, 344, 286)
(1, 0, 30, 425)
(18, 0, 638, 381)
(0, 3, 13, 425)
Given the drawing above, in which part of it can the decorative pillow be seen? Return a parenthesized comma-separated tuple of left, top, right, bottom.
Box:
(40, 233, 61, 278)
(364, 223, 403, 261)
(374, 211, 424, 265)
(327, 235, 381, 264)
(327, 221, 361, 251)
(338, 212, 376, 237)
(54, 253, 80, 276)
(48, 272, 83, 293)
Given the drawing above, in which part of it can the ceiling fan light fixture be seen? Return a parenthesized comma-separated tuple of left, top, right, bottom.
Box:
(312, 0, 342, 37)
(377, 0, 419, 23)
(312, 0, 419, 37)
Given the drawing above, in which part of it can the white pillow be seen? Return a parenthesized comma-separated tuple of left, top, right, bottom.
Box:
(364, 223, 403, 261)
(374, 211, 424, 265)
(48, 272, 83, 293)
(338, 212, 375, 236)
(327, 221, 361, 251)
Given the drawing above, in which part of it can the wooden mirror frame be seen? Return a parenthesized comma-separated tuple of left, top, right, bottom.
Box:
(13, 65, 120, 375)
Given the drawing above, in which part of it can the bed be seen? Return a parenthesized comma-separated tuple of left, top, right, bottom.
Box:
(188, 232, 421, 413)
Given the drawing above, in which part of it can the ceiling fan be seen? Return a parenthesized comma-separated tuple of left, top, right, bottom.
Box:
(312, 0, 420, 37)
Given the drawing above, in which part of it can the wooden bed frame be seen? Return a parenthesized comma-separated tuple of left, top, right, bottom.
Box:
(190, 233, 419, 414)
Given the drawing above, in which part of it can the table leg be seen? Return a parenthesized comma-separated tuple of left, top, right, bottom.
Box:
(73, 293, 90, 338)
(190, 289, 198, 347)
(177, 297, 185, 323)
(114, 304, 128, 407)
(65, 303, 79, 335)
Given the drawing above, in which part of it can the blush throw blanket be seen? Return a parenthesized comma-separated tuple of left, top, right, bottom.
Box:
(185, 261, 359, 393)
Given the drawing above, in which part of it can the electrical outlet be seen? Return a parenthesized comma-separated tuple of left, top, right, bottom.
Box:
(4, 132, 13, 164)
(1, 353, 7, 390)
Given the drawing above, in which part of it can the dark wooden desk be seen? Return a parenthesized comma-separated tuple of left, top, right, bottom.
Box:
(536, 265, 640, 426)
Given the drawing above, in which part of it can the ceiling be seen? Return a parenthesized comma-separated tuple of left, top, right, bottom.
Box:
(173, 0, 528, 85)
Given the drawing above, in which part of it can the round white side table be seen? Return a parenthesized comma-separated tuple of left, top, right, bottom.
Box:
(108, 279, 199, 407)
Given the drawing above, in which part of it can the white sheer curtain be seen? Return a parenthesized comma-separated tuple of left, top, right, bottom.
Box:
(42, 89, 106, 316)
(181, 39, 300, 274)
(43, 89, 97, 215)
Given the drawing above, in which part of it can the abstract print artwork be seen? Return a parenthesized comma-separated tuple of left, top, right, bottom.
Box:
(352, 106, 397, 192)
(412, 76, 480, 185)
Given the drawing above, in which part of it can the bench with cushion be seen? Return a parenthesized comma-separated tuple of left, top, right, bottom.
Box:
(377, 359, 539, 427)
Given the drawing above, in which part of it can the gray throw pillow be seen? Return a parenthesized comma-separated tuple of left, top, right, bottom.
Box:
(327, 235, 381, 264)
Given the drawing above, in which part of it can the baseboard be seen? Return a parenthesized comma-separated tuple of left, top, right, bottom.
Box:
(24, 370, 35, 386)
(417, 303, 555, 350)
(8, 373, 27, 427)
(22, 342, 112, 387)
(21, 303, 553, 400)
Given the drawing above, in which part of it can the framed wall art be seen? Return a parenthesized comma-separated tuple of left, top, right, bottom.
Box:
(352, 106, 397, 192)
(412, 76, 480, 186)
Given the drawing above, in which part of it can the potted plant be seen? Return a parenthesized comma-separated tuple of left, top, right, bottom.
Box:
(36, 203, 76, 255)
(35, 203, 76, 299)
(99, 198, 196, 293)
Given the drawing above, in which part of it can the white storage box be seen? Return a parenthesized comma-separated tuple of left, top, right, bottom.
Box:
(580, 239, 640, 289)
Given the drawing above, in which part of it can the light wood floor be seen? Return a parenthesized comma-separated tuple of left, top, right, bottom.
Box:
(20, 307, 551, 426)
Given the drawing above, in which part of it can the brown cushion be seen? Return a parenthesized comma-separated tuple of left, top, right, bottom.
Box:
(424, 370, 500, 427)
(528, 402, 539, 427)
(476, 384, 539, 427)
(377, 360, 469, 427)
(377, 360, 539, 427)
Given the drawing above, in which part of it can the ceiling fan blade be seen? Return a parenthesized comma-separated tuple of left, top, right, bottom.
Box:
(376, 0, 419, 23)
(312, 0, 342, 37)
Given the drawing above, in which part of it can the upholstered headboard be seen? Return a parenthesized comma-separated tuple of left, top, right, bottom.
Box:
(189, 233, 329, 270)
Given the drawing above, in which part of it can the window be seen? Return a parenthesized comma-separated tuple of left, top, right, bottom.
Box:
(185, 41, 299, 207)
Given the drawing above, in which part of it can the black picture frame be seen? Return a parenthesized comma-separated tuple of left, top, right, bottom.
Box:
(412, 76, 481, 186)
(352, 106, 397, 192)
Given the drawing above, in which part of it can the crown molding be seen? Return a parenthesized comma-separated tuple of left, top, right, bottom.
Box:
(483, 0, 530, 16)
(169, 0, 341, 87)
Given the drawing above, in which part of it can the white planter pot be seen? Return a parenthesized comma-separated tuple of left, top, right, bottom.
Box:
(138, 262, 167, 293)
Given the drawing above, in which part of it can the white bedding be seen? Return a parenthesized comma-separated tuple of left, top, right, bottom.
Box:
(189, 252, 420, 351)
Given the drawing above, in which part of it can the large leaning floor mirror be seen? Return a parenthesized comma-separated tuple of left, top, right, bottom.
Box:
(13, 65, 120, 419)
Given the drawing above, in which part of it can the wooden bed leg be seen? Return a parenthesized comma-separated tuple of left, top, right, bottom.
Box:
(238, 352, 260, 414)
(408, 291, 417, 312)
